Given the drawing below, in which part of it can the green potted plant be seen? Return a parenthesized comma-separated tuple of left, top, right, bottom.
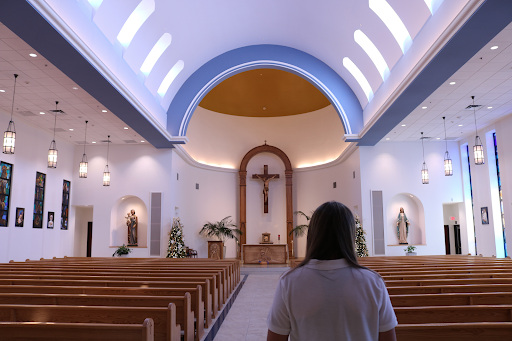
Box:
(112, 244, 132, 257)
(289, 211, 312, 237)
(404, 245, 417, 256)
(199, 216, 242, 259)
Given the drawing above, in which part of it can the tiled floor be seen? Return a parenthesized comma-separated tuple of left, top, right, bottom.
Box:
(213, 267, 288, 341)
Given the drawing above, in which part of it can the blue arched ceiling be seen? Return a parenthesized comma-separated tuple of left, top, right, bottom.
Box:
(167, 45, 363, 137)
(0, 0, 511, 148)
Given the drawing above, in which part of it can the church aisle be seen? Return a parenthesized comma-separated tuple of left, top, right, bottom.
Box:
(213, 270, 286, 341)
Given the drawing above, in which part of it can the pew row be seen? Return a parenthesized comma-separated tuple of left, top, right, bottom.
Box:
(395, 322, 512, 341)
(0, 318, 154, 341)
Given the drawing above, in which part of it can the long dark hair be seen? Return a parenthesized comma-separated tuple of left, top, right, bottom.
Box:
(290, 201, 367, 272)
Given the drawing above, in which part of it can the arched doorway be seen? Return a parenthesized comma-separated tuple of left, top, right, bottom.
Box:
(239, 144, 293, 259)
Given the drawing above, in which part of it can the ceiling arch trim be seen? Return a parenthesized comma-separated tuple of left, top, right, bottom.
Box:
(166, 44, 363, 137)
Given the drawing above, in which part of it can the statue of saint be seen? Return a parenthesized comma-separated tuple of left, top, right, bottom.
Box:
(396, 207, 410, 244)
(126, 209, 138, 246)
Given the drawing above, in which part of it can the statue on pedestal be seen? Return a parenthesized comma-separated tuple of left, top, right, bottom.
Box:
(396, 207, 409, 244)
(126, 209, 138, 246)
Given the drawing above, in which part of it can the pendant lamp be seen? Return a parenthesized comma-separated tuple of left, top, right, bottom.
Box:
(442, 117, 452, 176)
(79, 120, 88, 178)
(3, 74, 18, 154)
(103, 135, 111, 186)
(471, 96, 484, 165)
(421, 132, 429, 184)
(47, 101, 59, 169)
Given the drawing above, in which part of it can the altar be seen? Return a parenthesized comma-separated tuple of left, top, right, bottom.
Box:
(242, 244, 288, 264)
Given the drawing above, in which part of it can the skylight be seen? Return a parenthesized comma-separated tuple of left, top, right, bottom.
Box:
(343, 57, 374, 102)
(157, 60, 184, 97)
(140, 33, 172, 76)
(369, 0, 412, 53)
(423, 0, 444, 14)
(354, 30, 390, 81)
(87, 0, 104, 11)
(117, 0, 155, 48)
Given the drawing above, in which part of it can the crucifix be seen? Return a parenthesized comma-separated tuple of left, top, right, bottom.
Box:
(252, 165, 280, 213)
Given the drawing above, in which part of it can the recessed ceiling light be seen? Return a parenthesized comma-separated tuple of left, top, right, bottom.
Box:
(69, 128, 73, 131)
(0, 90, 5, 93)
(401, 124, 406, 126)
(29, 53, 37, 57)
(123, 127, 128, 130)
(436, 137, 440, 139)
(422, 106, 427, 109)
(92, 141, 96, 144)
(141, 140, 145, 143)
(72, 87, 78, 90)
(458, 124, 463, 126)
(102, 110, 107, 112)
(449, 82, 456, 85)
(39, 112, 45, 115)
(410, 195, 413, 197)
(491, 46, 499, 50)
(487, 106, 493, 109)
(386, 138, 390, 140)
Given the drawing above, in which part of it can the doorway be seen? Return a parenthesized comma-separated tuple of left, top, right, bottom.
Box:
(87, 222, 93, 257)
(444, 225, 450, 255)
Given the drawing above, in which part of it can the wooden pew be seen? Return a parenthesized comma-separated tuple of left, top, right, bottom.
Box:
(0, 290, 204, 341)
(387, 283, 512, 295)
(0, 318, 154, 341)
(394, 305, 512, 324)
(0, 302, 185, 341)
(391, 292, 512, 306)
(385, 277, 512, 287)
(395, 322, 512, 341)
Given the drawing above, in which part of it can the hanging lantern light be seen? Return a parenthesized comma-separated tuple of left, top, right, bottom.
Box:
(442, 117, 453, 176)
(471, 96, 484, 165)
(79, 120, 88, 178)
(421, 132, 429, 184)
(48, 101, 60, 169)
(103, 135, 111, 186)
(3, 74, 18, 154)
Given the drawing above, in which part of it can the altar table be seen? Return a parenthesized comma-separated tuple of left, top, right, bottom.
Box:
(242, 244, 288, 264)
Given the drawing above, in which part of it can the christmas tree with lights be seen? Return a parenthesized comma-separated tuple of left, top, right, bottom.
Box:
(167, 217, 187, 258)
(355, 215, 369, 257)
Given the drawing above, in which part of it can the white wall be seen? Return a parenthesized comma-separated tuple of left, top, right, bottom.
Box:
(359, 141, 464, 257)
(0, 112, 75, 263)
(294, 148, 362, 257)
(73, 206, 93, 257)
(458, 113, 512, 257)
(170, 150, 238, 258)
(71, 144, 173, 258)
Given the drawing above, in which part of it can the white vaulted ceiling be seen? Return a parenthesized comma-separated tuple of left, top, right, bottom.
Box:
(32, 0, 471, 136)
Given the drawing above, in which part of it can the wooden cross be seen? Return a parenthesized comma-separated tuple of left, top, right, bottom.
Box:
(252, 165, 280, 213)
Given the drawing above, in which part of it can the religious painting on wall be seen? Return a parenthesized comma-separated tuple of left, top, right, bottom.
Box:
(15, 207, 24, 227)
(47, 211, 54, 229)
(481, 207, 489, 225)
(61, 180, 70, 230)
(0, 161, 12, 227)
(33, 172, 46, 228)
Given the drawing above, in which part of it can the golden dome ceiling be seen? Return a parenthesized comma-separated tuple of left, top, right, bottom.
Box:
(199, 69, 330, 117)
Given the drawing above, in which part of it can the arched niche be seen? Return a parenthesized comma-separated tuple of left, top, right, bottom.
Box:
(239, 144, 293, 258)
(110, 195, 148, 248)
(386, 193, 426, 245)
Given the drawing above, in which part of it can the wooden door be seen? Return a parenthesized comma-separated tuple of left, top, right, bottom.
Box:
(454, 225, 462, 254)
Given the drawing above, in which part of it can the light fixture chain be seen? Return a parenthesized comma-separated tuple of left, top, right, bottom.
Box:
(83, 121, 88, 154)
(421, 132, 425, 162)
(472, 96, 478, 137)
(106, 135, 110, 166)
(10, 74, 18, 121)
(53, 101, 58, 141)
(443, 117, 448, 152)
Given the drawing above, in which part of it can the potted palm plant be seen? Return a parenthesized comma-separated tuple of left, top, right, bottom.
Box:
(289, 211, 312, 237)
(199, 216, 242, 259)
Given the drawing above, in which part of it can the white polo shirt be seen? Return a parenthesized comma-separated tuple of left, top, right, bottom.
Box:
(267, 259, 397, 341)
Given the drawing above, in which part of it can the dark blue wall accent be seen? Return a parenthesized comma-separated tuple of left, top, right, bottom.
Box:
(348, 0, 512, 146)
(0, 0, 176, 148)
(166, 44, 363, 137)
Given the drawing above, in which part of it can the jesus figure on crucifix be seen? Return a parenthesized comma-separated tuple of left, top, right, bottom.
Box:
(253, 165, 280, 213)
